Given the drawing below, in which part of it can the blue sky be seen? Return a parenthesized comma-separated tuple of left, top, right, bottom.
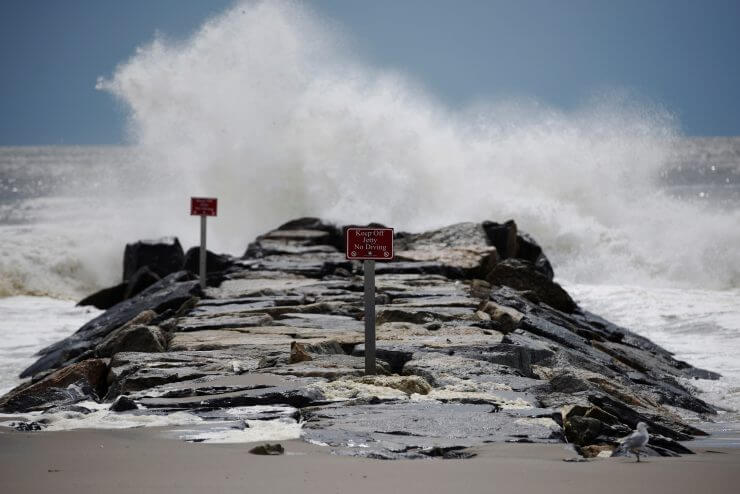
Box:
(1, 0, 739, 145)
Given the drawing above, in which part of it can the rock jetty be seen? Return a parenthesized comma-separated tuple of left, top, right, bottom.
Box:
(0, 218, 720, 459)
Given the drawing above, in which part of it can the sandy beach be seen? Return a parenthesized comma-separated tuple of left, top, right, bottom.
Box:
(2, 427, 739, 494)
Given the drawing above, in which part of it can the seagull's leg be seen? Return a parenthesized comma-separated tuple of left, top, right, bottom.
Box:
(635, 450, 640, 462)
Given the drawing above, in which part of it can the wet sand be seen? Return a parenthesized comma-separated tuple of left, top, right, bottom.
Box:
(1, 427, 739, 494)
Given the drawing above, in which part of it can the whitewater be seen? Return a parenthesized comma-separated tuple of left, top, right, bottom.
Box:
(1, 1, 739, 432)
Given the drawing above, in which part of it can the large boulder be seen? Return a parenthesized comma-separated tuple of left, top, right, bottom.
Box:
(0, 359, 108, 413)
(78, 266, 162, 311)
(244, 217, 344, 258)
(482, 220, 554, 279)
(478, 301, 525, 333)
(564, 415, 603, 445)
(487, 259, 576, 313)
(395, 222, 498, 278)
(395, 222, 490, 250)
(95, 325, 167, 357)
(481, 220, 518, 259)
(78, 283, 127, 310)
(123, 237, 185, 281)
(517, 232, 555, 280)
(183, 247, 233, 274)
(395, 247, 497, 278)
(123, 266, 161, 299)
(109, 395, 138, 412)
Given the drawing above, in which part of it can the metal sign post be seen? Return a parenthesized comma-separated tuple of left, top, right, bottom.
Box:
(346, 227, 394, 375)
(190, 197, 218, 290)
(363, 259, 376, 374)
(199, 214, 207, 289)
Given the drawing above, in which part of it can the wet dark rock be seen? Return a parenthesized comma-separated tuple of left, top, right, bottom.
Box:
(1, 359, 108, 413)
(516, 233, 555, 281)
(421, 446, 477, 459)
(95, 324, 166, 357)
(682, 367, 722, 380)
(78, 283, 127, 310)
(534, 346, 620, 380)
(645, 434, 695, 455)
(611, 441, 681, 458)
(123, 266, 161, 299)
(249, 443, 285, 455)
(481, 220, 554, 279)
(624, 373, 716, 415)
(561, 403, 698, 456)
(124, 237, 185, 281)
(564, 416, 602, 445)
(487, 259, 576, 313)
(587, 394, 698, 441)
(109, 395, 138, 412)
(110, 367, 211, 396)
(518, 316, 592, 354)
(13, 421, 43, 432)
(592, 339, 719, 386)
(481, 220, 518, 259)
(183, 247, 233, 275)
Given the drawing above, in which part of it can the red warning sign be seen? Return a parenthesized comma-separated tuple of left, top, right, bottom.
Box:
(345, 227, 394, 261)
(190, 197, 218, 216)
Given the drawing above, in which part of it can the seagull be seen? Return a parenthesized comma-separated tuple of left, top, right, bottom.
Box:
(617, 422, 650, 462)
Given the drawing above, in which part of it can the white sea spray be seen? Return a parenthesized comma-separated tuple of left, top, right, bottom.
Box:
(0, 1, 738, 299)
(93, 0, 738, 292)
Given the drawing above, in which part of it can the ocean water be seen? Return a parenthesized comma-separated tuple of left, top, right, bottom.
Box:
(0, 0, 738, 432)
(0, 296, 101, 395)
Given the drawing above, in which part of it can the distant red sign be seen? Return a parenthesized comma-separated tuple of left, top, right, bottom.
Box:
(190, 197, 218, 216)
(345, 227, 394, 261)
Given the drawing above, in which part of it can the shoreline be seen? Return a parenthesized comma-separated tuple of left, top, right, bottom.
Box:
(2, 426, 739, 494)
